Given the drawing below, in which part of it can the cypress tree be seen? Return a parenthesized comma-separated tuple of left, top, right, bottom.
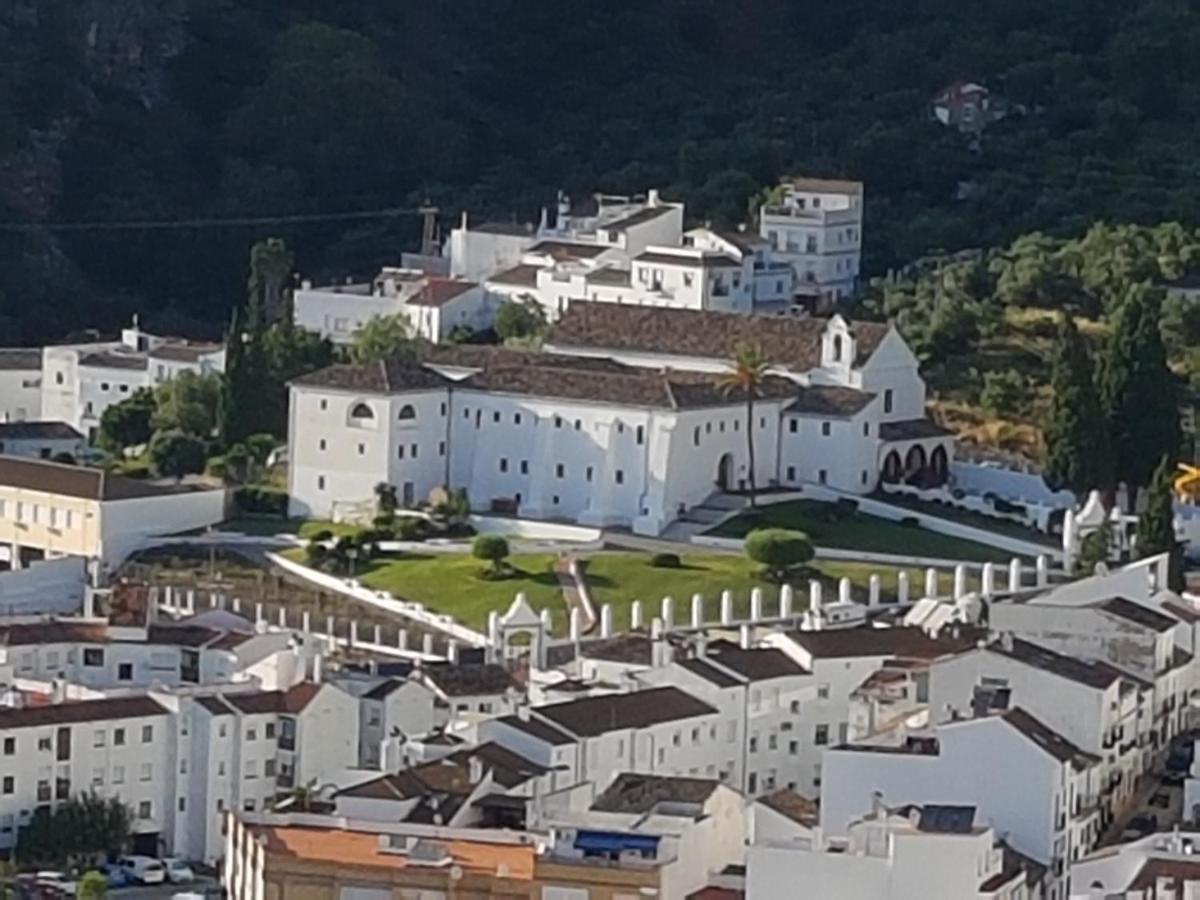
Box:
(1043, 314, 1111, 495)
(1138, 455, 1183, 591)
(1099, 285, 1181, 499)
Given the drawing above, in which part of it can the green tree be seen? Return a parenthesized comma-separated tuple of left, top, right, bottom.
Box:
(493, 299, 547, 343)
(260, 320, 336, 437)
(744, 528, 815, 582)
(148, 430, 208, 481)
(472, 534, 510, 576)
(1043, 314, 1112, 495)
(77, 871, 107, 900)
(1138, 455, 1183, 591)
(979, 370, 1027, 417)
(15, 794, 130, 867)
(1076, 521, 1113, 576)
(96, 388, 155, 454)
(247, 237, 294, 327)
(1099, 285, 1181, 500)
(375, 482, 398, 524)
(350, 314, 421, 364)
(153, 370, 222, 438)
(718, 342, 770, 507)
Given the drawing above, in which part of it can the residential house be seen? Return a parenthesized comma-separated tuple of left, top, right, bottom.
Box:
(0, 422, 85, 461)
(1070, 830, 1200, 898)
(0, 349, 43, 423)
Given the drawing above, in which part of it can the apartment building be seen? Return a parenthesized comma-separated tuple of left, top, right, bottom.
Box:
(0, 349, 43, 423)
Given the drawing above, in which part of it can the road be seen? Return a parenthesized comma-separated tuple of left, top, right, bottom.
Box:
(110, 877, 218, 900)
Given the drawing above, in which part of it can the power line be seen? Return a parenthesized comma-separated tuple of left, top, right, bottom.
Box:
(0, 206, 427, 233)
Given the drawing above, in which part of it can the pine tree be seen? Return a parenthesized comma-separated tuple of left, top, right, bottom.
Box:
(1138, 455, 1183, 591)
(220, 306, 257, 447)
(1043, 314, 1111, 495)
(1099, 285, 1182, 500)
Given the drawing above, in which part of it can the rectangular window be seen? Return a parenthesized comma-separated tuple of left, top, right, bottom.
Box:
(493, 411, 500, 423)
(410, 444, 418, 458)
(317, 476, 325, 491)
(91, 767, 104, 787)
(499, 458, 508, 473)
(2, 738, 12, 755)
(615, 470, 624, 485)
(245, 761, 257, 780)
(265, 723, 276, 740)
(636, 425, 644, 444)
(818, 469, 827, 484)
(112, 766, 124, 786)
(113, 728, 125, 746)
(139, 763, 153, 782)
(397, 445, 405, 459)
(520, 460, 529, 475)
(586, 466, 593, 482)
(438, 441, 446, 457)
(814, 724, 829, 746)
(821, 422, 831, 437)
(789, 419, 798, 433)
(246, 728, 256, 742)
(2, 777, 12, 794)
(93, 730, 105, 748)
(786, 466, 796, 481)
(555, 463, 564, 478)
(117, 663, 132, 681)
(83, 648, 104, 667)
(513, 413, 522, 425)
(264, 759, 276, 778)
(138, 801, 152, 820)
(141, 725, 153, 743)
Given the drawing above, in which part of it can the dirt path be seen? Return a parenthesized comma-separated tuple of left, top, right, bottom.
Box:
(553, 556, 596, 633)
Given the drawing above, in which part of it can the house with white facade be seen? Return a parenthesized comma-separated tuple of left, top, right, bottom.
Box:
(0, 349, 43, 423)
(748, 800, 1034, 899)
(1070, 830, 1200, 898)
(287, 306, 950, 532)
(41, 323, 224, 439)
(684, 226, 797, 310)
(0, 456, 226, 570)
(820, 709, 1103, 900)
(759, 177, 864, 308)
(0, 422, 85, 461)
(293, 269, 493, 345)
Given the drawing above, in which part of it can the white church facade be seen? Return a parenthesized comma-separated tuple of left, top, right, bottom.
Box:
(286, 307, 951, 535)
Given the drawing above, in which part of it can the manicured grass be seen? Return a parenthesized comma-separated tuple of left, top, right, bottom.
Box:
(354, 552, 564, 632)
(708, 500, 1013, 562)
(868, 492, 1058, 548)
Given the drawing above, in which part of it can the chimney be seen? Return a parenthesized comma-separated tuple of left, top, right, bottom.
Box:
(517, 703, 531, 722)
(871, 791, 885, 819)
(999, 632, 1014, 653)
(460, 210, 468, 230)
(648, 188, 661, 207)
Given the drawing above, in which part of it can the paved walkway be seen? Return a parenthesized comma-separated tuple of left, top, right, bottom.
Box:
(553, 555, 596, 631)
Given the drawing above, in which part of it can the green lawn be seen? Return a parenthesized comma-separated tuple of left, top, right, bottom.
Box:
(708, 500, 1013, 562)
(355, 552, 564, 632)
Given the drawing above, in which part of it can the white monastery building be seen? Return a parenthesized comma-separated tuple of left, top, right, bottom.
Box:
(285, 305, 950, 533)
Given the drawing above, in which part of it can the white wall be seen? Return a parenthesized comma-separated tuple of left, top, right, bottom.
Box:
(100, 488, 228, 564)
(293, 288, 400, 345)
(0, 366, 42, 422)
(0, 555, 85, 615)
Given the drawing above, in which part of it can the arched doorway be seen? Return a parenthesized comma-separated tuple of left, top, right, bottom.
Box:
(882, 451, 902, 484)
(904, 444, 927, 478)
(716, 453, 734, 491)
(929, 445, 949, 484)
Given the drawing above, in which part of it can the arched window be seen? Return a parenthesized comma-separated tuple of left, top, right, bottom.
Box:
(832, 334, 843, 362)
(398, 404, 416, 421)
(349, 402, 374, 421)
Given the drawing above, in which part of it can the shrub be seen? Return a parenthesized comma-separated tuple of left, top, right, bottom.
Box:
(307, 529, 333, 543)
(304, 543, 328, 568)
(396, 516, 431, 541)
(650, 552, 681, 568)
(205, 454, 227, 479)
(235, 485, 288, 517)
(993, 497, 1027, 516)
(979, 370, 1028, 417)
(744, 528, 814, 581)
(899, 516, 920, 528)
(472, 534, 510, 575)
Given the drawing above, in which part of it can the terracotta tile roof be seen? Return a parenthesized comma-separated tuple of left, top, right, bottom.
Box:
(990, 637, 1119, 690)
(586, 267, 633, 287)
(526, 240, 610, 260)
(255, 823, 536, 879)
(290, 361, 448, 394)
(579, 634, 653, 665)
(470, 221, 534, 237)
(592, 773, 720, 813)
(1097, 597, 1177, 632)
(536, 686, 717, 737)
(704, 644, 809, 681)
(878, 418, 953, 441)
(0, 620, 109, 645)
(147, 343, 221, 362)
(785, 626, 978, 660)
(78, 351, 148, 370)
(599, 205, 676, 231)
(0, 349, 40, 370)
(0, 421, 83, 441)
(633, 251, 741, 268)
(1163, 600, 1200, 623)
(494, 714, 575, 746)
(1128, 858, 1200, 891)
(488, 264, 540, 287)
(758, 789, 818, 827)
(715, 230, 769, 253)
(787, 385, 875, 417)
(547, 304, 887, 369)
(408, 278, 478, 308)
(781, 176, 863, 195)
(421, 662, 519, 697)
(0, 456, 199, 501)
(0, 696, 167, 729)
(678, 657, 741, 688)
(1000, 707, 1099, 770)
(207, 683, 323, 716)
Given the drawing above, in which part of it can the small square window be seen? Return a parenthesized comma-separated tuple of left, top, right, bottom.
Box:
(615, 470, 624, 485)
(499, 458, 508, 473)
(113, 728, 125, 746)
(821, 422, 831, 437)
(138, 801, 152, 820)
(83, 648, 104, 667)
(142, 725, 154, 743)
(520, 460, 529, 475)
(117, 663, 132, 681)
(789, 420, 798, 434)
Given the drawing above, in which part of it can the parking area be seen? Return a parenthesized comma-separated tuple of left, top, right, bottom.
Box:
(111, 876, 219, 900)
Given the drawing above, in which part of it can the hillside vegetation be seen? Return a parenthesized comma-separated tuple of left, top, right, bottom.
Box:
(4, 0, 1200, 344)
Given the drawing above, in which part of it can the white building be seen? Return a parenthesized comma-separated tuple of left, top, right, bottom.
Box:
(0, 456, 227, 569)
(0, 349, 43, 423)
(759, 177, 864, 308)
(40, 324, 224, 439)
(0, 422, 85, 461)
(287, 306, 949, 533)
(820, 709, 1103, 900)
(1070, 830, 1200, 898)
(748, 800, 1033, 899)
(293, 269, 493, 345)
(0, 695, 175, 856)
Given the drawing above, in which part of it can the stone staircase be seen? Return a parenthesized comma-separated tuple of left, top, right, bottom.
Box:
(676, 492, 748, 527)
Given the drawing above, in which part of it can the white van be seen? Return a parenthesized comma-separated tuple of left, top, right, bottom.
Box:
(118, 856, 166, 885)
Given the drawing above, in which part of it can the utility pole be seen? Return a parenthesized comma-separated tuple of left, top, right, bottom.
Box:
(418, 200, 439, 257)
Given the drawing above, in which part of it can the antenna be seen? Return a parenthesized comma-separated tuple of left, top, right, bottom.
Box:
(419, 200, 440, 257)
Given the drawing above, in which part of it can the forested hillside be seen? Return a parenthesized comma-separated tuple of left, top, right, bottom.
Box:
(3, 0, 1200, 343)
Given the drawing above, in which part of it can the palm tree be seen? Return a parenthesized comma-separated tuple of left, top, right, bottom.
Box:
(718, 341, 770, 507)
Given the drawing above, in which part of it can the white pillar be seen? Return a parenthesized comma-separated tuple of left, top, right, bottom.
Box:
(897, 571, 909, 605)
(691, 594, 704, 630)
(254, 603, 263, 626)
(810, 580, 823, 613)
(868, 574, 881, 608)
(630, 600, 643, 632)
(397, 628, 408, 651)
(422, 633, 434, 656)
(780, 584, 794, 620)
(231, 596, 241, 614)
(348, 620, 358, 647)
(661, 596, 674, 631)
(301, 611, 311, 634)
(739, 623, 751, 650)
(569, 608, 581, 643)
(278, 607, 286, 628)
(373, 624, 382, 646)
(186, 589, 196, 614)
(981, 562, 996, 598)
(750, 587, 763, 623)
(540, 609, 554, 634)
(1036, 555, 1049, 587)
(838, 577, 851, 606)
(1008, 558, 1022, 592)
(600, 604, 613, 638)
(924, 568, 938, 599)
(325, 615, 334, 638)
(447, 640, 459, 664)
(720, 590, 734, 626)
(953, 565, 967, 600)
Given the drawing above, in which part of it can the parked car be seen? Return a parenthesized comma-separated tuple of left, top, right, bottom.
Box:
(1151, 791, 1172, 809)
(118, 856, 165, 885)
(95, 865, 129, 889)
(162, 859, 195, 884)
(34, 872, 76, 896)
(1122, 813, 1158, 840)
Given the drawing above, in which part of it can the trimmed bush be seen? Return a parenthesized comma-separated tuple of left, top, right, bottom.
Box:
(744, 528, 814, 581)
(307, 529, 333, 543)
(235, 485, 288, 517)
(396, 516, 432, 541)
(649, 552, 681, 568)
(472, 534, 510, 575)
